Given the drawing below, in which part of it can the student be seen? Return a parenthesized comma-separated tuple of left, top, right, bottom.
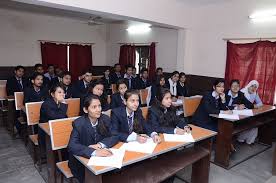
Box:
(166, 71, 179, 100)
(225, 79, 254, 110)
(150, 75, 167, 105)
(85, 80, 109, 112)
(6, 65, 28, 96)
(111, 90, 161, 143)
(101, 67, 112, 95)
(110, 63, 123, 84)
(110, 79, 128, 109)
(68, 94, 119, 183)
(60, 71, 73, 99)
(148, 87, 191, 134)
(237, 80, 263, 144)
(132, 67, 139, 79)
(177, 72, 189, 97)
(33, 63, 50, 88)
(24, 73, 48, 104)
(50, 67, 64, 86)
(39, 84, 68, 152)
(44, 64, 56, 81)
(72, 70, 93, 98)
(192, 79, 231, 132)
(135, 68, 151, 89)
(123, 64, 136, 89)
(156, 67, 163, 77)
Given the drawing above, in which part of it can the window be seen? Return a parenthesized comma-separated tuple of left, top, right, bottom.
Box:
(135, 46, 150, 74)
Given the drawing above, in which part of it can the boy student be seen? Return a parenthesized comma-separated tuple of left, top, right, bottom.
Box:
(33, 63, 50, 88)
(60, 71, 73, 99)
(44, 64, 56, 81)
(135, 68, 151, 90)
(72, 69, 93, 98)
(123, 64, 136, 89)
(6, 65, 28, 96)
(110, 63, 123, 84)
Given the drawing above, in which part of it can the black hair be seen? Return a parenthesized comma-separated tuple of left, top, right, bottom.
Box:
(62, 71, 72, 78)
(116, 79, 128, 90)
(230, 79, 240, 86)
(34, 63, 43, 69)
(82, 69, 93, 75)
(179, 72, 186, 78)
(87, 80, 108, 107)
(49, 84, 64, 96)
(171, 71, 179, 78)
(47, 64, 54, 69)
(155, 75, 166, 86)
(83, 94, 109, 136)
(156, 67, 163, 72)
(31, 72, 43, 80)
(140, 68, 148, 74)
(15, 65, 25, 71)
(213, 79, 225, 87)
(114, 63, 121, 67)
(125, 64, 134, 70)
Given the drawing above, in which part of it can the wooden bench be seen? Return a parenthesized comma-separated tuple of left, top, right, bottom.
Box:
(183, 96, 202, 122)
(14, 92, 24, 111)
(141, 106, 149, 120)
(139, 88, 149, 106)
(111, 84, 117, 94)
(0, 84, 7, 127)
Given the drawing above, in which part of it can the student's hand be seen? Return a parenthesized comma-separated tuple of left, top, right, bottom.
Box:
(136, 135, 148, 144)
(237, 104, 245, 110)
(152, 134, 162, 144)
(175, 128, 186, 135)
(89, 144, 102, 150)
(254, 104, 260, 109)
(219, 93, 226, 102)
(95, 149, 113, 157)
(222, 110, 233, 114)
(172, 97, 177, 102)
(184, 126, 192, 134)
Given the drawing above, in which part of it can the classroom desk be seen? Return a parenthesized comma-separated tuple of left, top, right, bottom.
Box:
(6, 97, 16, 135)
(210, 105, 276, 169)
(75, 125, 217, 183)
(273, 146, 276, 175)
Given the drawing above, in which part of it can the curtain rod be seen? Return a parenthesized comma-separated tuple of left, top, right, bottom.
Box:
(38, 40, 95, 45)
(117, 42, 158, 45)
(223, 37, 276, 41)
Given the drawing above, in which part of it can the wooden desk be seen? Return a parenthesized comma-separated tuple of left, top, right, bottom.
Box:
(211, 105, 276, 169)
(75, 125, 217, 183)
(273, 146, 276, 175)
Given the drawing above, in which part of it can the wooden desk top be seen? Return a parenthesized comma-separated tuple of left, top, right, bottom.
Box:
(210, 105, 276, 122)
(75, 125, 217, 175)
(38, 123, 50, 135)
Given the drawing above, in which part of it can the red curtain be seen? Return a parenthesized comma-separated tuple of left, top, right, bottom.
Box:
(119, 44, 136, 70)
(225, 41, 276, 105)
(69, 44, 92, 81)
(41, 42, 68, 71)
(149, 42, 156, 81)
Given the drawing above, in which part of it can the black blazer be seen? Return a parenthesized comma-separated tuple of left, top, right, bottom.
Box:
(23, 86, 48, 104)
(6, 76, 28, 96)
(64, 85, 73, 99)
(150, 85, 168, 105)
(72, 80, 89, 98)
(124, 77, 137, 90)
(192, 91, 227, 131)
(101, 76, 111, 89)
(225, 90, 254, 110)
(177, 82, 189, 97)
(110, 92, 125, 109)
(68, 115, 118, 183)
(28, 75, 50, 89)
(111, 107, 153, 142)
(110, 72, 123, 84)
(135, 78, 151, 90)
(148, 106, 188, 134)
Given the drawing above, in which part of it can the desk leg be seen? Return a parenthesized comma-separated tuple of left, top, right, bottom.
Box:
(85, 168, 102, 183)
(273, 147, 276, 175)
(7, 101, 15, 136)
(45, 134, 56, 183)
(215, 119, 233, 168)
(192, 138, 212, 183)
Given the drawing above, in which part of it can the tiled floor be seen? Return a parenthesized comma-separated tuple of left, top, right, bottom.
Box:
(0, 126, 274, 183)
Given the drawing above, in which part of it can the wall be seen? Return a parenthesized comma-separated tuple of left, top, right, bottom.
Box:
(0, 7, 108, 66)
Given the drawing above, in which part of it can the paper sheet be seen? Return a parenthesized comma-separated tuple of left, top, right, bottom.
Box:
(172, 99, 183, 106)
(232, 109, 253, 116)
(218, 113, 240, 120)
(163, 133, 195, 142)
(87, 148, 125, 168)
(120, 138, 157, 154)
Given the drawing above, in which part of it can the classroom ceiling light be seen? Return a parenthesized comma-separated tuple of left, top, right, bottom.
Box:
(127, 24, 151, 34)
(249, 9, 276, 22)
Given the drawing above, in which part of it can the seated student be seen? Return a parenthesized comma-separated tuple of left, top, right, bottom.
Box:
(123, 64, 136, 89)
(225, 79, 254, 110)
(111, 90, 161, 143)
(50, 67, 64, 87)
(135, 68, 151, 90)
(44, 64, 56, 81)
(101, 67, 112, 95)
(39, 84, 68, 152)
(110, 79, 128, 109)
(6, 65, 28, 96)
(60, 71, 73, 99)
(132, 67, 139, 79)
(237, 80, 263, 145)
(192, 79, 231, 132)
(68, 94, 119, 183)
(148, 87, 191, 134)
(85, 80, 109, 112)
(110, 63, 123, 84)
(24, 73, 48, 104)
(166, 71, 179, 101)
(72, 69, 93, 98)
(177, 72, 189, 97)
(156, 67, 163, 77)
(150, 75, 167, 105)
(33, 63, 50, 88)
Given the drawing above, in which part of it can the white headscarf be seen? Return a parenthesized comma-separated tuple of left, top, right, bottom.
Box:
(168, 78, 177, 96)
(240, 80, 259, 102)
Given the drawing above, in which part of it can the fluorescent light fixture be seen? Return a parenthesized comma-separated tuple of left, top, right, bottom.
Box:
(127, 24, 151, 34)
(249, 9, 276, 22)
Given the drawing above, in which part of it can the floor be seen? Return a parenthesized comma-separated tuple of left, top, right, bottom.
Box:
(0, 126, 275, 183)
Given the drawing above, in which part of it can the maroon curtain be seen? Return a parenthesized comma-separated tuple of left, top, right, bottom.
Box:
(41, 42, 68, 71)
(119, 44, 136, 70)
(69, 44, 92, 81)
(149, 42, 156, 81)
(225, 41, 276, 105)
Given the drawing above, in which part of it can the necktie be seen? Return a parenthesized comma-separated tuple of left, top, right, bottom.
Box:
(128, 116, 133, 134)
(17, 80, 23, 91)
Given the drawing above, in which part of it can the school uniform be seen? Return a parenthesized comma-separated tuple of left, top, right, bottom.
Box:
(110, 72, 123, 84)
(177, 82, 189, 97)
(124, 74, 137, 89)
(68, 115, 118, 183)
(110, 92, 125, 109)
(192, 91, 227, 132)
(64, 85, 73, 99)
(28, 75, 50, 89)
(111, 106, 154, 142)
(101, 76, 112, 95)
(225, 90, 254, 110)
(150, 85, 167, 106)
(23, 86, 48, 104)
(72, 80, 89, 98)
(80, 93, 110, 115)
(135, 78, 151, 90)
(50, 76, 62, 87)
(166, 78, 177, 97)
(6, 76, 28, 96)
(44, 72, 56, 81)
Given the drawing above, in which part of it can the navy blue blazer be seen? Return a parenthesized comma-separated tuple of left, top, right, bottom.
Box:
(192, 91, 227, 131)
(135, 78, 151, 90)
(72, 80, 89, 98)
(110, 72, 123, 84)
(177, 82, 189, 97)
(225, 90, 254, 110)
(23, 86, 48, 104)
(6, 76, 28, 96)
(124, 77, 137, 90)
(111, 107, 153, 142)
(68, 115, 118, 183)
(150, 85, 168, 105)
(64, 85, 73, 99)
(110, 92, 125, 109)
(148, 106, 188, 134)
